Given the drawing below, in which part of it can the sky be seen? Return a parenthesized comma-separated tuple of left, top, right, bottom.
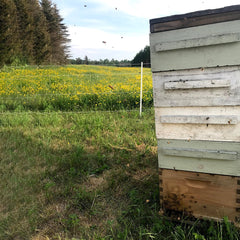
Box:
(53, 0, 240, 61)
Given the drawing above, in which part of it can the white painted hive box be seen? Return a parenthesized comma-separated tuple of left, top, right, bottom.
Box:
(150, 5, 240, 176)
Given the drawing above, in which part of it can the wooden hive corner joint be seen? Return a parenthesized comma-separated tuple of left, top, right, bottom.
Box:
(159, 169, 164, 214)
(235, 178, 240, 224)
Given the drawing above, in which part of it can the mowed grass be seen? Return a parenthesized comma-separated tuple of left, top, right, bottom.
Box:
(0, 65, 152, 112)
(0, 65, 240, 239)
(1, 110, 239, 240)
(0, 110, 160, 239)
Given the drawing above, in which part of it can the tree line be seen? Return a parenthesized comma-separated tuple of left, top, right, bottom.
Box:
(70, 57, 132, 67)
(0, 0, 69, 67)
(70, 46, 151, 67)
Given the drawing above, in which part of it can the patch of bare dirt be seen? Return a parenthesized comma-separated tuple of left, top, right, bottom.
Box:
(132, 168, 154, 181)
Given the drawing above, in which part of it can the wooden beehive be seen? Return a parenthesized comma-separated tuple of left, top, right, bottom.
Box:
(159, 169, 240, 223)
(150, 5, 240, 72)
(150, 5, 240, 223)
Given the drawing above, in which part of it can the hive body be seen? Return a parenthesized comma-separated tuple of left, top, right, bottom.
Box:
(150, 5, 240, 223)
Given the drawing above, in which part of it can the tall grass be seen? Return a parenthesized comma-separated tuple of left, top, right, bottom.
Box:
(0, 65, 240, 239)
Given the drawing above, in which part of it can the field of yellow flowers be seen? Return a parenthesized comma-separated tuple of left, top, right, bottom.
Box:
(0, 65, 153, 111)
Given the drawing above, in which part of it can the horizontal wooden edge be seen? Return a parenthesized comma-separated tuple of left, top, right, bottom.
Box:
(159, 167, 240, 176)
(155, 33, 240, 52)
(150, 5, 240, 33)
(161, 146, 238, 161)
(153, 98, 240, 108)
(159, 115, 239, 125)
(163, 79, 231, 90)
(151, 65, 240, 73)
(151, 65, 240, 75)
(150, 5, 240, 25)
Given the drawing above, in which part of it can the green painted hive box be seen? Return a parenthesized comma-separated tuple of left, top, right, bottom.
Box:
(158, 139, 240, 176)
(150, 5, 240, 72)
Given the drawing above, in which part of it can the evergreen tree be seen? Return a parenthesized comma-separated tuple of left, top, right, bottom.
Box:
(51, 3, 70, 63)
(30, 0, 51, 64)
(0, 0, 69, 66)
(41, 0, 70, 64)
(13, 0, 35, 64)
(0, 0, 20, 66)
(132, 46, 150, 66)
(84, 56, 89, 65)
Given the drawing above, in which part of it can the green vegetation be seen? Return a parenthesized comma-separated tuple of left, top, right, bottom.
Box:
(0, 65, 152, 112)
(0, 0, 69, 67)
(0, 65, 240, 239)
(132, 46, 150, 67)
(70, 46, 150, 67)
(1, 110, 239, 239)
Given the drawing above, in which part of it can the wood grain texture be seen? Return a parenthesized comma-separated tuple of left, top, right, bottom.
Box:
(160, 115, 238, 125)
(150, 20, 240, 71)
(155, 106, 240, 141)
(157, 139, 240, 176)
(155, 33, 240, 52)
(160, 169, 240, 223)
(163, 79, 230, 90)
(150, 5, 240, 33)
(162, 147, 238, 161)
(152, 67, 240, 107)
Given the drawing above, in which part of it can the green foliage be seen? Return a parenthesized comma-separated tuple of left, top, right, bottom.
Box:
(0, 0, 20, 67)
(132, 46, 150, 66)
(1, 66, 240, 239)
(70, 57, 132, 67)
(41, 0, 70, 64)
(0, 0, 69, 66)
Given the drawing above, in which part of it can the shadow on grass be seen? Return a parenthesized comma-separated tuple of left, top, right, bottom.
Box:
(0, 128, 162, 239)
(1, 129, 239, 240)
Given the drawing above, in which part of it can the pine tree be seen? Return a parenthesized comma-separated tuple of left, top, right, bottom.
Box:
(0, 0, 20, 66)
(13, 0, 51, 65)
(132, 46, 150, 66)
(51, 3, 70, 63)
(41, 0, 70, 64)
(13, 0, 35, 64)
(29, 0, 51, 64)
(0, 0, 70, 66)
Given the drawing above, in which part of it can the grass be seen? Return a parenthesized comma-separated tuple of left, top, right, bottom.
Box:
(1, 110, 240, 240)
(0, 65, 240, 239)
(0, 110, 158, 239)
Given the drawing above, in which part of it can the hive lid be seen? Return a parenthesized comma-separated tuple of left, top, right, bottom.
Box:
(150, 5, 240, 33)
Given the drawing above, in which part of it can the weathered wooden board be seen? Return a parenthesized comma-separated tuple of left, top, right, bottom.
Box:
(163, 79, 231, 90)
(158, 139, 240, 176)
(155, 106, 240, 141)
(150, 5, 240, 33)
(155, 33, 240, 52)
(152, 66, 240, 107)
(150, 20, 240, 71)
(159, 169, 240, 223)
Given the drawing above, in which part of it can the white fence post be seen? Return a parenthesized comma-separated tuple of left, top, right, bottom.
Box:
(140, 62, 143, 117)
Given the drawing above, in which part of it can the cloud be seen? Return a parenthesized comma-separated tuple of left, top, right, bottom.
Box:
(70, 47, 137, 60)
(58, 7, 75, 18)
(68, 25, 149, 59)
(91, 0, 240, 19)
(56, 0, 240, 60)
